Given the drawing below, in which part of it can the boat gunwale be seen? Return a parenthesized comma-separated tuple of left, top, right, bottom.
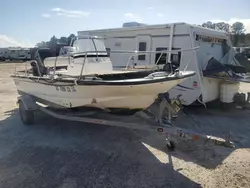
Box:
(11, 71, 195, 86)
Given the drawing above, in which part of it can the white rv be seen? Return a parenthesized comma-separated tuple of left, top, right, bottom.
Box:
(0, 48, 7, 61)
(4, 48, 31, 61)
(78, 22, 238, 106)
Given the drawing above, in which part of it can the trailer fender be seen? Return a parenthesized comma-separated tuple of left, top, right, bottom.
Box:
(17, 95, 38, 111)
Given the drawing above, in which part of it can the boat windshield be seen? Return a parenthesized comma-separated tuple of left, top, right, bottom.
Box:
(73, 38, 106, 53)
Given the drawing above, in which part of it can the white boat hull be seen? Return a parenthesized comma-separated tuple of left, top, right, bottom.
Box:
(13, 76, 189, 110)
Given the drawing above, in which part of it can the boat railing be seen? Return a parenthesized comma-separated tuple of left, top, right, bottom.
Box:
(124, 47, 199, 70)
(75, 46, 199, 78)
(18, 46, 199, 79)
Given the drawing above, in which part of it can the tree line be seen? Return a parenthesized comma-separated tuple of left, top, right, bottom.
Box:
(200, 21, 249, 47)
(36, 34, 76, 48)
(35, 34, 76, 56)
(36, 21, 250, 50)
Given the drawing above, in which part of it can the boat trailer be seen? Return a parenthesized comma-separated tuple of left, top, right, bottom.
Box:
(17, 93, 234, 151)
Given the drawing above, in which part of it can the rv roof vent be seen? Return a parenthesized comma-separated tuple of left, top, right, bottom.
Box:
(122, 22, 147, 28)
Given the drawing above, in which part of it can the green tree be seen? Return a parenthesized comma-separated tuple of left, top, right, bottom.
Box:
(202, 21, 215, 29)
(231, 22, 245, 35)
(202, 21, 230, 32)
(58, 37, 68, 44)
(231, 22, 245, 46)
(214, 22, 230, 32)
(67, 34, 76, 45)
(49, 35, 58, 46)
(35, 41, 47, 47)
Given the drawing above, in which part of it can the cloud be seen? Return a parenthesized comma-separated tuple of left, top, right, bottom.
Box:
(147, 7, 154, 10)
(211, 18, 250, 33)
(51, 7, 90, 18)
(0, 35, 34, 48)
(51, 8, 63, 12)
(157, 13, 163, 17)
(42, 13, 51, 18)
(124, 13, 142, 22)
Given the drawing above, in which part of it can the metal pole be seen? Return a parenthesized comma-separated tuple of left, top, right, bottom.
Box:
(25, 61, 27, 76)
(53, 56, 59, 76)
(167, 24, 175, 63)
(79, 52, 87, 79)
(155, 52, 164, 65)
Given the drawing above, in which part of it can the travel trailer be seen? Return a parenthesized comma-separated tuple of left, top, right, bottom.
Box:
(0, 48, 7, 61)
(78, 22, 240, 106)
(4, 48, 32, 61)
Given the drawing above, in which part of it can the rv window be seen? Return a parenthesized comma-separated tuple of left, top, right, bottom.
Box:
(172, 54, 179, 62)
(155, 47, 167, 65)
(171, 49, 181, 66)
(155, 47, 181, 66)
(106, 48, 111, 57)
(138, 42, 146, 61)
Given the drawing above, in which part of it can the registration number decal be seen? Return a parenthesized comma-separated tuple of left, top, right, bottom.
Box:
(55, 86, 76, 92)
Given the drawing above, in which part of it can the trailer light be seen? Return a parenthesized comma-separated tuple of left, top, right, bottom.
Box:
(157, 128, 164, 132)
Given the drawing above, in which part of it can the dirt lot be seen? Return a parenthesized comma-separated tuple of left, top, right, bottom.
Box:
(0, 62, 250, 188)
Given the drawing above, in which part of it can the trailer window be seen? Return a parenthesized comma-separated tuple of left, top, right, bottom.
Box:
(138, 42, 146, 60)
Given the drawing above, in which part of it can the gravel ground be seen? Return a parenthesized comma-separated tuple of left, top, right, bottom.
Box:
(0, 62, 250, 188)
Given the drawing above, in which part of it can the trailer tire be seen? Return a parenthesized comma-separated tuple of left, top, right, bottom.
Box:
(19, 101, 35, 125)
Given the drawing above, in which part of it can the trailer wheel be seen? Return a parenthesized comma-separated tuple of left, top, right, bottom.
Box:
(19, 101, 35, 125)
(166, 140, 175, 151)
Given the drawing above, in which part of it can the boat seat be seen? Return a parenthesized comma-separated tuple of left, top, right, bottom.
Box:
(30, 49, 53, 76)
(162, 62, 178, 74)
(37, 49, 53, 64)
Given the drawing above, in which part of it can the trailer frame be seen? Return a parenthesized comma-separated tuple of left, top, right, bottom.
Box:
(17, 93, 235, 150)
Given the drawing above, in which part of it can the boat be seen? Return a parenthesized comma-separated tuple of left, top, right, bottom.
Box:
(11, 36, 195, 113)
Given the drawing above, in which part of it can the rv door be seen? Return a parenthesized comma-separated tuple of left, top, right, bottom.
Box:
(135, 35, 152, 66)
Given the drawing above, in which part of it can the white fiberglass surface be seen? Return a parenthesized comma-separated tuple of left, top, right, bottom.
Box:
(73, 38, 106, 53)
(104, 71, 195, 83)
(14, 77, 184, 109)
(103, 76, 168, 83)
